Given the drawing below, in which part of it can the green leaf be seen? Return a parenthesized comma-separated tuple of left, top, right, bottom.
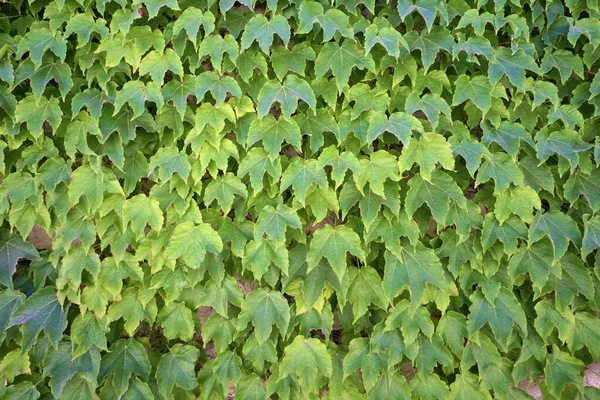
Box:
(355, 150, 401, 198)
(529, 211, 582, 260)
(144, 0, 180, 19)
(165, 222, 223, 267)
(398, 132, 454, 181)
(488, 47, 539, 88)
(14, 59, 73, 102)
(279, 335, 332, 391)
(347, 266, 388, 322)
(544, 348, 585, 398)
(237, 288, 290, 344)
(405, 26, 454, 71)
(0, 235, 39, 289)
(15, 95, 63, 139)
(247, 115, 302, 161)
(582, 215, 600, 256)
(43, 342, 100, 397)
(404, 92, 452, 128)
(494, 185, 541, 225)
(383, 246, 455, 312)
(482, 121, 535, 157)
(196, 71, 242, 104)
(307, 225, 366, 280)
(508, 240, 561, 292)
(254, 204, 302, 245)
(113, 80, 164, 119)
(405, 170, 466, 226)
(467, 288, 527, 351)
(156, 344, 198, 397)
(257, 75, 317, 118)
(315, 40, 375, 92)
(16, 28, 66, 68)
(0, 349, 30, 384)
(122, 194, 163, 239)
(240, 14, 290, 52)
(204, 173, 247, 214)
(70, 312, 109, 358)
(564, 168, 600, 212)
(198, 34, 239, 73)
(475, 152, 524, 191)
(8, 287, 67, 352)
(367, 111, 423, 145)
(280, 158, 328, 205)
(536, 129, 592, 171)
(540, 50, 584, 84)
(271, 43, 316, 81)
(139, 49, 184, 86)
(452, 75, 493, 114)
(98, 339, 151, 398)
(173, 7, 215, 46)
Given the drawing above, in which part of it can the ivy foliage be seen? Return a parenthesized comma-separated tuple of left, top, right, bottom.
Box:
(1, 0, 600, 398)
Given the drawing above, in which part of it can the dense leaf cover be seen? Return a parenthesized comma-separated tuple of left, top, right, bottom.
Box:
(1, 0, 600, 398)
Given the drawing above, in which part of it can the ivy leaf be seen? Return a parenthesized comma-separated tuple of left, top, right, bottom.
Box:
(15, 95, 63, 139)
(384, 247, 455, 312)
(196, 71, 242, 104)
(367, 111, 423, 145)
(544, 348, 585, 398)
(8, 287, 67, 352)
(279, 335, 332, 391)
(64, 14, 109, 47)
(144, 0, 180, 19)
(157, 302, 194, 341)
(113, 80, 164, 119)
(0, 235, 39, 289)
(157, 344, 199, 396)
(475, 152, 524, 191)
(198, 34, 239, 73)
(467, 288, 527, 351)
(488, 47, 539, 88)
(237, 288, 290, 344)
(204, 173, 248, 214)
(404, 26, 454, 71)
(481, 121, 535, 157)
(271, 43, 316, 81)
(162, 75, 195, 118)
(404, 92, 452, 128)
(297, 1, 353, 41)
(247, 115, 302, 161)
(70, 313, 109, 358)
(347, 266, 388, 322)
(494, 185, 541, 225)
(149, 146, 191, 181)
(540, 49, 584, 84)
(535, 129, 592, 171)
(43, 342, 100, 397)
(240, 14, 291, 53)
(307, 225, 366, 280)
(582, 215, 600, 256)
(122, 194, 164, 239)
(281, 158, 328, 205)
(564, 168, 600, 212)
(405, 170, 466, 226)
(139, 49, 184, 86)
(398, 132, 454, 181)
(16, 28, 66, 68)
(257, 75, 317, 118)
(529, 211, 582, 261)
(315, 40, 375, 92)
(481, 213, 527, 255)
(452, 75, 493, 114)
(14, 59, 73, 102)
(173, 7, 215, 46)
(318, 146, 361, 189)
(365, 25, 408, 58)
(254, 204, 302, 245)
(355, 150, 400, 198)
(98, 339, 151, 397)
(237, 147, 282, 194)
(165, 222, 223, 268)
(508, 240, 561, 292)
